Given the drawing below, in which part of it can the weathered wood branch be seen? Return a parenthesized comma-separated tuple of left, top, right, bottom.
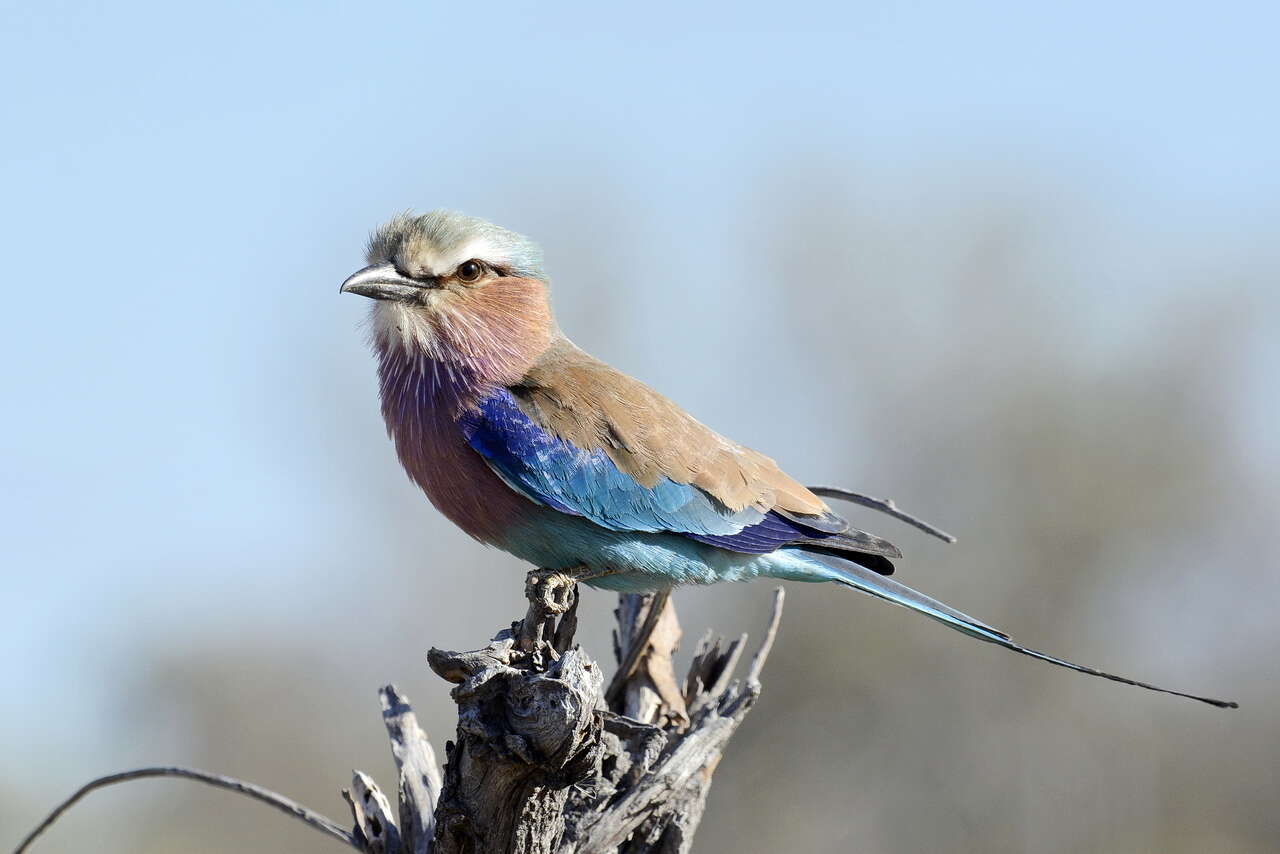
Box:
(13, 766, 358, 854)
(13, 572, 784, 854)
(381, 684, 443, 854)
(415, 572, 785, 853)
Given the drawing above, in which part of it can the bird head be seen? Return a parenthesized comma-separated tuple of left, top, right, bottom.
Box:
(342, 210, 555, 383)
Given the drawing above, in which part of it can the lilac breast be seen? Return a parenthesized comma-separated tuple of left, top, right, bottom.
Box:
(376, 347, 535, 544)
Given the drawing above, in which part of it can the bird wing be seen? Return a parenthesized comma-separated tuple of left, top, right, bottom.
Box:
(511, 337, 833, 518)
(460, 386, 766, 535)
(458, 339, 901, 571)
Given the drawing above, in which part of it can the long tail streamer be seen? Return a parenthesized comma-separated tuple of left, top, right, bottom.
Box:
(815, 553, 1237, 709)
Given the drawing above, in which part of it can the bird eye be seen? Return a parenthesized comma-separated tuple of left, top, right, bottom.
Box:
(456, 260, 484, 283)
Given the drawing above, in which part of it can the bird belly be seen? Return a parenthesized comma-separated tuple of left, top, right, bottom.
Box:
(494, 512, 835, 592)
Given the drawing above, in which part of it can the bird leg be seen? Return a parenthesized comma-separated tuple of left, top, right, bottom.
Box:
(525, 566, 622, 611)
(518, 567, 622, 654)
(518, 568, 604, 653)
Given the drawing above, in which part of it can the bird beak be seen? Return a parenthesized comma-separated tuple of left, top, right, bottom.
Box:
(340, 263, 433, 301)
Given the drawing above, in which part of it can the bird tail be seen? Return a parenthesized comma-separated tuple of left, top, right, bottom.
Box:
(807, 552, 1237, 709)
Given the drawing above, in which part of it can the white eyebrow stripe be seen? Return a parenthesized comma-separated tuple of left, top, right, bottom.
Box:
(425, 238, 506, 276)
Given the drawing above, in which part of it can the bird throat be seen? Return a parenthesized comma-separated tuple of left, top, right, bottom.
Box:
(377, 344, 490, 420)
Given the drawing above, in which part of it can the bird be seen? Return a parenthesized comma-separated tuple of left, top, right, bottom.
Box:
(341, 209, 1236, 709)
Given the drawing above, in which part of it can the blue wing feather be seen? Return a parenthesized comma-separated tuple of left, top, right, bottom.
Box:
(459, 388, 868, 559)
(459, 388, 763, 536)
(687, 512, 818, 554)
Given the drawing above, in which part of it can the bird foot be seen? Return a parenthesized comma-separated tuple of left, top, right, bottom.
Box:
(518, 569, 590, 654)
(525, 566, 621, 615)
(525, 569, 579, 615)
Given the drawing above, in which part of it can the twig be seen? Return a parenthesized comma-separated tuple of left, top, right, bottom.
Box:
(344, 771, 401, 854)
(809, 485, 958, 543)
(604, 589, 671, 710)
(379, 685, 441, 854)
(746, 587, 785, 686)
(13, 766, 358, 854)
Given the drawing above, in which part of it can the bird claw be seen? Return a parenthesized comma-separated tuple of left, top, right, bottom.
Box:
(525, 569, 579, 615)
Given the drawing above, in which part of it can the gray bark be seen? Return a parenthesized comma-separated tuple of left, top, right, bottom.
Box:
(13, 571, 783, 854)
(351, 571, 785, 854)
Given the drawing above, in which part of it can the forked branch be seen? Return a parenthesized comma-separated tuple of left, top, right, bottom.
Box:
(13, 574, 785, 854)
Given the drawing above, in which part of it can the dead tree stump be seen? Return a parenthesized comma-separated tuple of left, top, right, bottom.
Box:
(14, 571, 783, 854)
(348, 571, 784, 854)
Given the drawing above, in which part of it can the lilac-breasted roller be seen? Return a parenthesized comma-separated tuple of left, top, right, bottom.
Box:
(341, 210, 1235, 709)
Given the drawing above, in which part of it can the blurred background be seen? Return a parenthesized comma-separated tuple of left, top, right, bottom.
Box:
(3, 2, 1278, 852)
